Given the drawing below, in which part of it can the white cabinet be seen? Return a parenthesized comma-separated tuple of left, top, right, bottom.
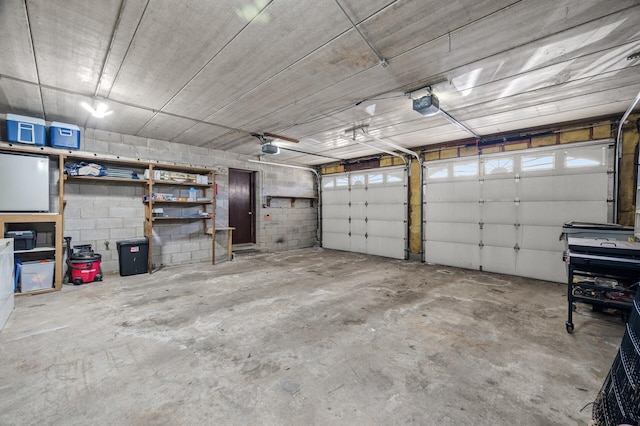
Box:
(0, 238, 14, 331)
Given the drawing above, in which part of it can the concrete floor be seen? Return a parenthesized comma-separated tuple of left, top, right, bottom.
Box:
(0, 247, 626, 425)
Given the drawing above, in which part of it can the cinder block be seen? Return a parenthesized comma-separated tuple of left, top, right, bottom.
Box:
(109, 207, 138, 218)
(64, 218, 96, 231)
(95, 218, 124, 229)
(110, 227, 138, 239)
(122, 133, 148, 147)
(94, 129, 123, 143)
(171, 252, 192, 263)
(80, 228, 109, 241)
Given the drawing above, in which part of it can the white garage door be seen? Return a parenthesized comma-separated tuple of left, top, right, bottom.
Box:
(424, 141, 614, 282)
(322, 167, 407, 259)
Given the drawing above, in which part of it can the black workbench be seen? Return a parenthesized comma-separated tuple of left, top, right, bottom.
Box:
(566, 237, 640, 333)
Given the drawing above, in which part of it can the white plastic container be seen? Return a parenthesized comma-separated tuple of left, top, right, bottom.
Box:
(19, 260, 54, 293)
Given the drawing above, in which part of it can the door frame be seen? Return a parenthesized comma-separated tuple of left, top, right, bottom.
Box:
(229, 168, 256, 244)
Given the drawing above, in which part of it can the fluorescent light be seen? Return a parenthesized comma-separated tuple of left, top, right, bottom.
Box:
(81, 101, 114, 118)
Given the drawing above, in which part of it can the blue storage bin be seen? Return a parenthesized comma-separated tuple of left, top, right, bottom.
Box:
(49, 121, 80, 149)
(6, 114, 46, 146)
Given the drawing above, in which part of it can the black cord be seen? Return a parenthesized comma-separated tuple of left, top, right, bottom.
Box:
(579, 401, 594, 412)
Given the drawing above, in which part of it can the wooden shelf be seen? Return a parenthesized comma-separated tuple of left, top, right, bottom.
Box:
(265, 195, 317, 207)
(149, 215, 211, 221)
(65, 175, 147, 184)
(144, 200, 211, 205)
(0, 213, 63, 294)
(152, 180, 210, 187)
(14, 246, 55, 254)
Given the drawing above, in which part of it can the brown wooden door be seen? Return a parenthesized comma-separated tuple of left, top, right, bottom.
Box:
(228, 169, 255, 244)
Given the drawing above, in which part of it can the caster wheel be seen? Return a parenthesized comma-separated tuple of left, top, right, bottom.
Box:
(566, 322, 574, 333)
(95, 274, 103, 281)
(73, 278, 83, 286)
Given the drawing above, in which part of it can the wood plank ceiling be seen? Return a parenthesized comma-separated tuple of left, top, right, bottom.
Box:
(0, 0, 639, 165)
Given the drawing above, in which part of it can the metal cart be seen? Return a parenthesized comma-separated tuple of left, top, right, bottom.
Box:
(566, 237, 639, 333)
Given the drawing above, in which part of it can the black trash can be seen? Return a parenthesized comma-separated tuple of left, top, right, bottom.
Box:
(116, 238, 149, 276)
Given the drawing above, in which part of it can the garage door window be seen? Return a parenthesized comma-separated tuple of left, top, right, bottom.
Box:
(427, 164, 449, 180)
(564, 146, 606, 168)
(454, 161, 479, 177)
(521, 153, 555, 172)
(484, 157, 514, 175)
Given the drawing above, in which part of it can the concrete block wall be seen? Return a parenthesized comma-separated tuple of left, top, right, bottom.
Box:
(57, 128, 318, 273)
(254, 165, 318, 251)
(64, 181, 146, 273)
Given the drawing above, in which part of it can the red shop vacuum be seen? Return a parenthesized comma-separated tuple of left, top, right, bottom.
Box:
(64, 236, 103, 285)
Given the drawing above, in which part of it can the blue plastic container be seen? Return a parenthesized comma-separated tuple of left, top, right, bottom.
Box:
(6, 114, 46, 146)
(49, 121, 81, 149)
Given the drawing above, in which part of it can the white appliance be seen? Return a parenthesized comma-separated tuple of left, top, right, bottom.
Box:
(0, 152, 49, 212)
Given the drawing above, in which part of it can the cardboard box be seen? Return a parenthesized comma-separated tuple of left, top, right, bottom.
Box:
(6, 114, 46, 146)
(49, 121, 80, 149)
(19, 260, 54, 292)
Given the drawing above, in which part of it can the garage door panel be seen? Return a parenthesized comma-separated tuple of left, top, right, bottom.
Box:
(351, 189, 367, 203)
(483, 179, 517, 201)
(481, 246, 517, 276)
(426, 181, 479, 202)
(519, 201, 608, 225)
(367, 204, 405, 220)
(425, 183, 452, 202)
(426, 202, 481, 223)
(323, 233, 350, 251)
(425, 241, 480, 269)
(351, 220, 367, 235)
(520, 174, 608, 201)
(368, 237, 405, 259)
(350, 204, 367, 219)
(323, 218, 349, 233)
(351, 235, 367, 253)
(368, 187, 405, 204)
(520, 225, 566, 252)
(323, 205, 349, 219)
(482, 202, 517, 224)
(516, 249, 566, 282)
(368, 220, 405, 238)
(483, 224, 517, 247)
(323, 190, 350, 205)
(425, 222, 479, 244)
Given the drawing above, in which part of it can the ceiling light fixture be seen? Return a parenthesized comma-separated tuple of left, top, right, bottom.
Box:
(81, 100, 113, 118)
(627, 51, 640, 61)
